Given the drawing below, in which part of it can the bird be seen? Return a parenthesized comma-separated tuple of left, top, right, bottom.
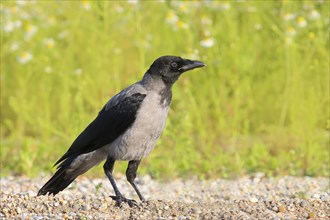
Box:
(38, 55, 205, 206)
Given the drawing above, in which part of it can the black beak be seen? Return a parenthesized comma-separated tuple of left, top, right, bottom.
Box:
(179, 59, 206, 72)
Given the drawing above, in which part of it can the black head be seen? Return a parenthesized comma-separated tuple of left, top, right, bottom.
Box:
(148, 56, 205, 85)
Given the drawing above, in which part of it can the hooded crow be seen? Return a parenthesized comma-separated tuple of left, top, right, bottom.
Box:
(38, 55, 205, 206)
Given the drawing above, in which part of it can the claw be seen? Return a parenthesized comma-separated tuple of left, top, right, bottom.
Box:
(110, 195, 138, 207)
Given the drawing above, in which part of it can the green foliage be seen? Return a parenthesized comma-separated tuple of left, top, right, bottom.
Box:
(1, 1, 329, 179)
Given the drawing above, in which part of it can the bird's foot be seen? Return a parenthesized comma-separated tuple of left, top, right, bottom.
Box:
(110, 195, 138, 207)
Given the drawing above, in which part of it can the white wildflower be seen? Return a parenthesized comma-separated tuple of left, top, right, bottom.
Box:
(176, 20, 188, 30)
(286, 27, 296, 36)
(17, 51, 33, 64)
(178, 3, 189, 13)
(10, 42, 20, 52)
(3, 20, 22, 33)
(309, 10, 320, 20)
(81, 0, 91, 10)
(283, 13, 296, 21)
(220, 3, 231, 11)
(127, 0, 139, 4)
(24, 23, 38, 40)
(4, 22, 15, 33)
(45, 66, 52, 74)
(166, 10, 178, 24)
(200, 37, 215, 48)
(185, 49, 200, 60)
(15, 20, 22, 28)
(297, 16, 307, 28)
(58, 31, 68, 39)
(43, 38, 55, 49)
(16, 1, 27, 6)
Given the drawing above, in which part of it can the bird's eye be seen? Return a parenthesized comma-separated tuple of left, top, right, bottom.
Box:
(171, 62, 178, 69)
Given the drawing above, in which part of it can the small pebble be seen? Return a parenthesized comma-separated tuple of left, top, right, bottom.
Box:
(287, 204, 295, 211)
(16, 207, 21, 214)
(312, 194, 320, 199)
(278, 205, 286, 213)
(303, 212, 309, 218)
(320, 195, 327, 201)
(272, 206, 279, 212)
(249, 197, 258, 203)
(300, 200, 308, 207)
(309, 212, 316, 219)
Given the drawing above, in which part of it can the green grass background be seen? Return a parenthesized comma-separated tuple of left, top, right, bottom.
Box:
(1, 0, 329, 179)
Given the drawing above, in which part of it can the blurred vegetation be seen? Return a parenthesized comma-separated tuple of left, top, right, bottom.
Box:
(1, 0, 329, 179)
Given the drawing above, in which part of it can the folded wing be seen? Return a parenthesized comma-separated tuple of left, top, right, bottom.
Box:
(54, 92, 147, 167)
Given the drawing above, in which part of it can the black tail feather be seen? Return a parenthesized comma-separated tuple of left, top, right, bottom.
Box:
(38, 158, 76, 196)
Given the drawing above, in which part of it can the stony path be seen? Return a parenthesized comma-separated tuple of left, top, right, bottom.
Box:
(1, 175, 329, 219)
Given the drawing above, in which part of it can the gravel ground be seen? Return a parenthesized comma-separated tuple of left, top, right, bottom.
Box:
(1, 174, 329, 219)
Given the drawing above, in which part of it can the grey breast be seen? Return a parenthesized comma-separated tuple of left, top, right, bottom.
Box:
(107, 89, 170, 161)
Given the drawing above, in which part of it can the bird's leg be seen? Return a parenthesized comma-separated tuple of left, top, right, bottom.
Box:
(126, 160, 145, 202)
(103, 157, 137, 207)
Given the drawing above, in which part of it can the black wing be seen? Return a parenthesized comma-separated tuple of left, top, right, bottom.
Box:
(54, 93, 146, 166)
